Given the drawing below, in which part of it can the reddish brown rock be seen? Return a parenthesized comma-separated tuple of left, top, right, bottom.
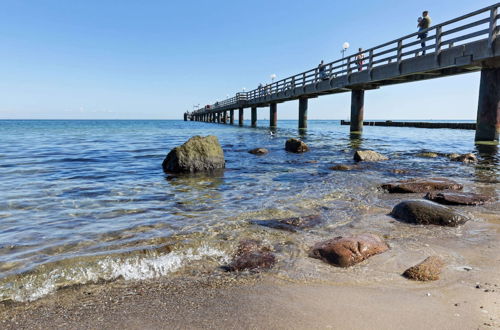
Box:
(285, 138, 309, 153)
(248, 148, 269, 155)
(403, 256, 445, 281)
(309, 234, 389, 267)
(425, 191, 492, 206)
(252, 215, 322, 232)
(225, 240, 276, 272)
(380, 177, 463, 193)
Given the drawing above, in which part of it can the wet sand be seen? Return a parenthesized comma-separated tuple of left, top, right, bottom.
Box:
(1, 214, 499, 330)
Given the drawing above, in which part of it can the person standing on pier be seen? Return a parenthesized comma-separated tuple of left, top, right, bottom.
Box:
(356, 48, 365, 71)
(318, 60, 327, 80)
(418, 11, 432, 55)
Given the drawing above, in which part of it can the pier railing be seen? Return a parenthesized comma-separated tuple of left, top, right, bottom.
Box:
(192, 3, 499, 115)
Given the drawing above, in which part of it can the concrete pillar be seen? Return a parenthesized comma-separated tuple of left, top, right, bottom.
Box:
(184, 113, 188, 121)
(216, 112, 220, 123)
(350, 89, 365, 132)
(239, 108, 244, 126)
(298, 98, 308, 129)
(270, 103, 277, 127)
(251, 107, 257, 127)
(230, 110, 234, 125)
(475, 67, 500, 142)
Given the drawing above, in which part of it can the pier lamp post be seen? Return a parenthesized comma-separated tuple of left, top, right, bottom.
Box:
(341, 42, 350, 58)
(271, 74, 277, 82)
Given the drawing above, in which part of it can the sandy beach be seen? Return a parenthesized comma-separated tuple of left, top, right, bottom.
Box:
(1, 210, 498, 330)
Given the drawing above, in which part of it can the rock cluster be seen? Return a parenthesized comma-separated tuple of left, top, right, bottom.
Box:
(285, 138, 309, 153)
(309, 234, 389, 267)
(162, 136, 225, 173)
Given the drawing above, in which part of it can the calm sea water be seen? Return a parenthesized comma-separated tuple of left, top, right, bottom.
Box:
(0, 119, 498, 302)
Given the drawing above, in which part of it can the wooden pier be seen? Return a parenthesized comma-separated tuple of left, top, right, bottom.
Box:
(187, 4, 500, 142)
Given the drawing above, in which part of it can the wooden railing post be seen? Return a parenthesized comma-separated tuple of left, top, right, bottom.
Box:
(346, 56, 352, 75)
(435, 26, 443, 54)
(488, 7, 498, 51)
(368, 49, 374, 71)
(397, 40, 403, 63)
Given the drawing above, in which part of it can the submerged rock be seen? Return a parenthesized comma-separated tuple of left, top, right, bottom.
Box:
(252, 215, 322, 232)
(329, 164, 361, 171)
(225, 240, 276, 272)
(309, 234, 389, 267)
(450, 153, 477, 163)
(390, 200, 469, 227)
(425, 191, 492, 206)
(390, 169, 410, 174)
(248, 148, 269, 155)
(354, 150, 388, 162)
(416, 152, 439, 158)
(403, 256, 445, 281)
(162, 135, 225, 173)
(380, 177, 463, 193)
(285, 138, 309, 153)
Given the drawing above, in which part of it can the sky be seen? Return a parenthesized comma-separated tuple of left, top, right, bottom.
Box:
(0, 0, 495, 120)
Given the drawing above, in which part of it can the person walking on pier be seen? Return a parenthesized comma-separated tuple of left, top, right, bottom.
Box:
(318, 60, 327, 80)
(356, 48, 365, 71)
(417, 11, 432, 55)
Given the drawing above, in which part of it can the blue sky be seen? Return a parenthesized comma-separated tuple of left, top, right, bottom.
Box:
(0, 0, 494, 120)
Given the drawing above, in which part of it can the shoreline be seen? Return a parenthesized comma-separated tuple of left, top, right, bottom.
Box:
(1, 212, 499, 329)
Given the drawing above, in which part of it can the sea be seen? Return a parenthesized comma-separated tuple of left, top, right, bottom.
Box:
(0, 119, 498, 302)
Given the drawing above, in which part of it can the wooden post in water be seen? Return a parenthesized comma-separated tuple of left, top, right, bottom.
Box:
(230, 110, 234, 125)
(350, 89, 365, 132)
(270, 103, 277, 127)
(475, 67, 500, 142)
(239, 108, 244, 126)
(298, 98, 308, 129)
(251, 107, 257, 127)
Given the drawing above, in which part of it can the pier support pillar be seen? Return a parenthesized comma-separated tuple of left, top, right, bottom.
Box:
(298, 98, 308, 129)
(475, 67, 500, 142)
(184, 113, 188, 121)
(216, 112, 220, 123)
(350, 89, 365, 132)
(230, 110, 234, 125)
(239, 108, 244, 126)
(270, 103, 277, 127)
(223, 111, 227, 124)
(251, 107, 257, 127)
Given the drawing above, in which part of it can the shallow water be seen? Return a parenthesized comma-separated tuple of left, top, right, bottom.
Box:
(0, 119, 498, 302)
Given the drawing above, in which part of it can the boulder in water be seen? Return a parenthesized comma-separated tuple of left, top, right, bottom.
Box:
(251, 215, 322, 232)
(329, 164, 361, 171)
(285, 138, 309, 153)
(354, 150, 388, 162)
(309, 234, 389, 267)
(248, 148, 269, 155)
(162, 136, 225, 173)
(390, 200, 469, 227)
(403, 256, 445, 281)
(450, 153, 477, 163)
(380, 177, 463, 193)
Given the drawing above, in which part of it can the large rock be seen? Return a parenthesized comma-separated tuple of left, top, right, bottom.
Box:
(309, 234, 389, 267)
(425, 191, 492, 206)
(162, 136, 225, 173)
(285, 138, 309, 153)
(251, 215, 322, 233)
(354, 150, 388, 162)
(381, 177, 463, 193)
(450, 153, 477, 164)
(403, 256, 444, 281)
(248, 148, 269, 155)
(225, 240, 276, 272)
(390, 200, 469, 227)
